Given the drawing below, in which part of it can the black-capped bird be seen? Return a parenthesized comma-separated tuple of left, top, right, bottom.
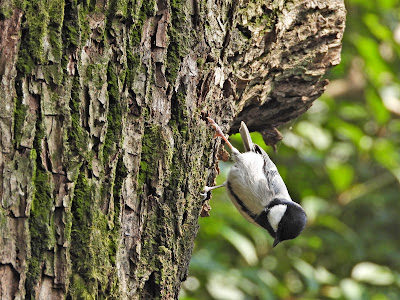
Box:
(204, 118, 307, 247)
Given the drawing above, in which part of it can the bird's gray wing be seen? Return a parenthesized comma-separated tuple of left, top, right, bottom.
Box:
(239, 121, 254, 152)
(254, 144, 291, 200)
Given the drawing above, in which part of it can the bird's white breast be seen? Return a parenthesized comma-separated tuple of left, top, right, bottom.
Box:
(226, 152, 272, 219)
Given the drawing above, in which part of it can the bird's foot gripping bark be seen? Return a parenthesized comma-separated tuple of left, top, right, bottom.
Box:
(201, 184, 225, 200)
(206, 117, 233, 149)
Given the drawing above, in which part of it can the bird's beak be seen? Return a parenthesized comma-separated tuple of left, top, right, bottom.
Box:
(273, 237, 280, 248)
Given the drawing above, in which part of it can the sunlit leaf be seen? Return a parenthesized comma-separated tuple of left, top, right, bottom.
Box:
(327, 162, 354, 192)
(339, 102, 369, 120)
(314, 266, 337, 284)
(340, 278, 364, 300)
(206, 273, 245, 300)
(285, 271, 304, 293)
(293, 260, 319, 292)
(182, 277, 200, 291)
(379, 0, 398, 9)
(301, 196, 328, 223)
(373, 138, 400, 170)
(281, 130, 306, 151)
(327, 142, 355, 163)
(257, 269, 279, 287)
(352, 262, 394, 285)
(296, 121, 332, 150)
(220, 226, 258, 265)
(380, 85, 400, 115)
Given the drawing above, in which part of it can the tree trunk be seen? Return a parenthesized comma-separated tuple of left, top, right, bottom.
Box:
(0, 0, 345, 299)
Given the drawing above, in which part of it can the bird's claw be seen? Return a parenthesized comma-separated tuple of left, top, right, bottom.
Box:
(206, 117, 227, 140)
(201, 186, 213, 200)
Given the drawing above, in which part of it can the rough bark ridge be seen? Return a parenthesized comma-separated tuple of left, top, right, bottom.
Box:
(0, 0, 345, 299)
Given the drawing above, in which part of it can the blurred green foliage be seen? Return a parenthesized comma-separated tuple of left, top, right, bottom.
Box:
(181, 1, 400, 299)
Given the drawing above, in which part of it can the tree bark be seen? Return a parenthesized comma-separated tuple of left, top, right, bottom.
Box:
(0, 0, 345, 299)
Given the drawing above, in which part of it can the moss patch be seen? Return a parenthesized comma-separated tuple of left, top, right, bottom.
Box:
(16, 0, 48, 75)
(67, 75, 88, 155)
(137, 124, 162, 187)
(25, 108, 54, 297)
(48, 0, 65, 62)
(68, 169, 121, 299)
(112, 155, 127, 226)
(170, 91, 189, 138)
(125, 49, 140, 89)
(62, 0, 80, 50)
(25, 167, 54, 297)
(68, 171, 94, 298)
(102, 63, 123, 164)
(130, 0, 155, 46)
(109, 154, 128, 265)
(166, 0, 188, 84)
(0, 1, 13, 19)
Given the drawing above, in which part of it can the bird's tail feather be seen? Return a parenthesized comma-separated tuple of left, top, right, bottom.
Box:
(239, 121, 254, 152)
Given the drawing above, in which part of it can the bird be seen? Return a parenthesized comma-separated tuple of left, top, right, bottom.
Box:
(204, 117, 307, 247)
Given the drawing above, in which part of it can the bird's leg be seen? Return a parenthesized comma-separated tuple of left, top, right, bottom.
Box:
(201, 183, 225, 199)
(206, 117, 234, 149)
(206, 117, 240, 157)
(205, 184, 225, 192)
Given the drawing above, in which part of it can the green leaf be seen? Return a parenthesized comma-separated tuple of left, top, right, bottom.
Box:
(355, 36, 390, 84)
(373, 138, 400, 170)
(363, 14, 393, 41)
(366, 88, 390, 125)
(327, 162, 354, 192)
(220, 226, 258, 266)
(331, 118, 365, 145)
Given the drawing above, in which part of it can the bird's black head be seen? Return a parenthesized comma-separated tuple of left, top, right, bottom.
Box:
(272, 200, 307, 247)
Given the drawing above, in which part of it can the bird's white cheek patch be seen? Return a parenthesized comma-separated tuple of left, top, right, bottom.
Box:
(267, 204, 287, 232)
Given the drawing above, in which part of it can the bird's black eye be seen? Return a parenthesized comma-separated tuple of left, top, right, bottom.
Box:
(277, 204, 307, 241)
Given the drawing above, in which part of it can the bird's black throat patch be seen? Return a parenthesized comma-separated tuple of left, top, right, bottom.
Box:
(254, 210, 275, 238)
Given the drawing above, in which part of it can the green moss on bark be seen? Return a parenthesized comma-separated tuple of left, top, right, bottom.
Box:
(130, 0, 155, 46)
(16, 0, 48, 75)
(166, 0, 190, 84)
(25, 106, 54, 298)
(170, 91, 189, 138)
(62, 0, 80, 49)
(48, 0, 65, 62)
(67, 75, 88, 155)
(68, 171, 94, 299)
(103, 63, 123, 164)
(138, 124, 162, 187)
(68, 170, 121, 299)
(0, 1, 13, 18)
(125, 49, 140, 89)
(25, 168, 54, 298)
(112, 155, 127, 226)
